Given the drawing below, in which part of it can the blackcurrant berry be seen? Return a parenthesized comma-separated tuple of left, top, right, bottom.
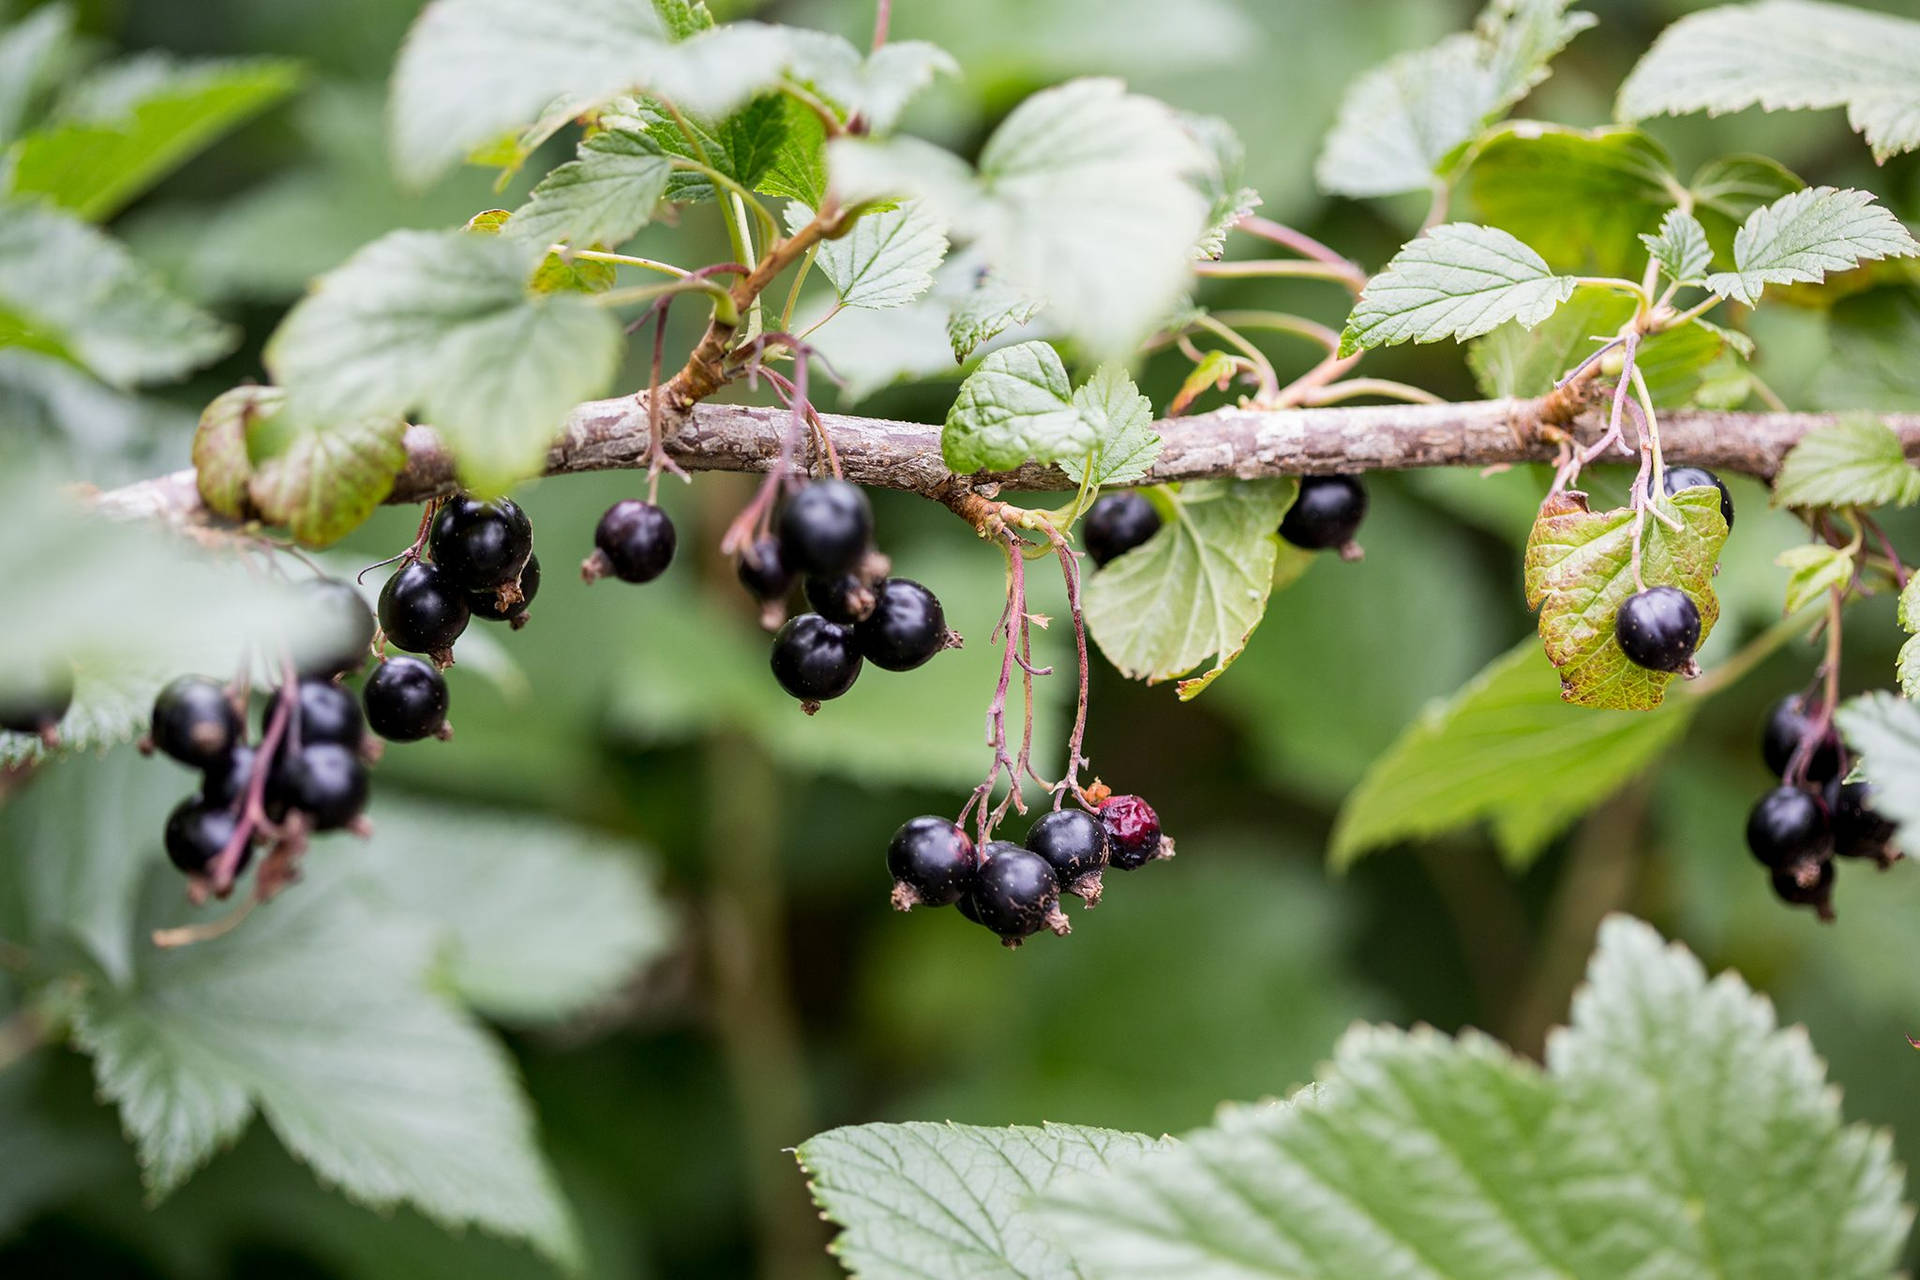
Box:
(1661, 466, 1734, 531)
(586, 500, 676, 584)
(201, 744, 258, 810)
(1614, 586, 1700, 673)
(1082, 493, 1161, 567)
(1100, 794, 1169, 870)
(856, 579, 951, 672)
(151, 675, 243, 770)
(769, 613, 862, 706)
(164, 797, 251, 876)
(805, 574, 875, 625)
(429, 495, 533, 590)
(1280, 475, 1368, 552)
(363, 656, 450, 742)
(0, 666, 73, 740)
(887, 816, 977, 910)
(737, 537, 793, 603)
(283, 678, 365, 751)
(1746, 785, 1830, 869)
(1025, 808, 1109, 903)
(298, 578, 376, 679)
(1762, 694, 1842, 782)
(467, 553, 539, 625)
(1770, 859, 1835, 917)
(965, 843, 1069, 947)
(379, 561, 469, 656)
(779, 480, 872, 578)
(270, 743, 369, 831)
(1828, 780, 1898, 862)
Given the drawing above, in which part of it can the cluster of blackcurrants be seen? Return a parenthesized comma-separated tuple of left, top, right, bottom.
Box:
(734, 479, 957, 712)
(1613, 468, 1734, 676)
(1744, 693, 1901, 919)
(886, 794, 1171, 947)
(1080, 475, 1370, 569)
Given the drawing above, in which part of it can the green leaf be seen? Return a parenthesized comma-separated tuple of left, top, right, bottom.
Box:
(1642, 207, 1712, 286)
(787, 36, 959, 135)
(941, 340, 1092, 473)
(7, 55, 300, 222)
(1523, 487, 1728, 710)
(790, 198, 947, 310)
(245, 403, 410, 549)
(1340, 222, 1576, 357)
(1462, 123, 1679, 275)
(756, 93, 827, 204)
(1061, 364, 1160, 487)
(1776, 544, 1855, 616)
(1688, 153, 1804, 263)
(191, 384, 258, 520)
(1467, 284, 1736, 407)
(1036, 915, 1907, 1280)
(506, 125, 672, 249)
(0, 199, 235, 387)
(1184, 112, 1260, 260)
(0, 4, 74, 146)
(799, 1122, 1166, 1279)
(1838, 692, 1920, 851)
(651, 0, 713, 40)
(1083, 480, 1299, 699)
(647, 92, 791, 202)
(1315, 0, 1597, 198)
(1617, 0, 1920, 163)
(1772, 416, 1920, 509)
(945, 267, 1045, 362)
(1332, 639, 1695, 869)
(1705, 186, 1920, 307)
(264, 228, 623, 495)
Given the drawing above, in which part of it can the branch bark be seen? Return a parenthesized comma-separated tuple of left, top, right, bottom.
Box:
(99, 394, 1920, 526)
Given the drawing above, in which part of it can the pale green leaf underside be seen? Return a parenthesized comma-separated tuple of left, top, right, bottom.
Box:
(1617, 0, 1920, 162)
(1838, 692, 1920, 852)
(1341, 222, 1575, 356)
(941, 340, 1090, 473)
(1642, 207, 1712, 285)
(946, 268, 1046, 362)
(1772, 416, 1920, 509)
(507, 125, 673, 250)
(1061, 363, 1161, 487)
(791, 198, 948, 310)
(1777, 544, 1855, 615)
(1704, 186, 1919, 306)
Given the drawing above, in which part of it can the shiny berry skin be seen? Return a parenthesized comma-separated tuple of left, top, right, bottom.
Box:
(805, 574, 874, 625)
(592, 500, 676, 583)
(164, 797, 250, 876)
(857, 579, 948, 672)
(429, 496, 533, 590)
(1662, 466, 1734, 530)
(1614, 586, 1700, 673)
(1100, 794, 1165, 870)
(737, 537, 793, 603)
(769, 614, 862, 704)
(1828, 780, 1897, 860)
(298, 578, 376, 679)
(285, 678, 364, 750)
(363, 657, 450, 743)
(887, 816, 977, 909)
(1771, 859, 1835, 913)
(1763, 694, 1841, 782)
(151, 675, 242, 770)
(779, 480, 872, 578)
(271, 743, 369, 831)
(1280, 475, 1368, 551)
(1025, 808, 1109, 901)
(201, 744, 258, 809)
(467, 554, 539, 622)
(1746, 785, 1830, 869)
(378, 561, 469, 655)
(1083, 493, 1161, 567)
(0, 666, 73, 738)
(966, 843, 1067, 945)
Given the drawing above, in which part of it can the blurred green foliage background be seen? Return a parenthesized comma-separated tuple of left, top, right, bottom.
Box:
(7, 0, 1920, 1275)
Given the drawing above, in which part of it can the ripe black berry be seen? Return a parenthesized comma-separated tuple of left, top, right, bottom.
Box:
(363, 656, 450, 742)
(1828, 780, 1898, 862)
(1763, 694, 1842, 782)
(467, 553, 539, 625)
(857, 579, 950, 672)
(1280, 475, 1368, 552)
(378, 561, 469, 656)
(1025, 808, 1109, 903)
(805, 574, 875, 625)
(1100, 794, 1168, 870)
(298, 578, 376, 679)
(1771, 859, 1835, 917)
(201, 744, 258, 809)
(779, 480, 872, 578)
(285, 678, 365, 750)
(1662, 466, 1734, 531)
(0, 666, 73, 740)
(737, 537, 793, 603)
(1746, 785, 1830, 869)
(1083, 493, 1161, 567)
(1614, 586, 1700, 673)
(887, 816, 977, 910)
(164, 797, 251, 876)
(429, 495, 533, 591)
(965, 842, 1069, 946)
(586, 500, 676, 584)
(769, 613, 862, 706)
(270, 743, 369, 831)
(151, 675, 242, 770)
